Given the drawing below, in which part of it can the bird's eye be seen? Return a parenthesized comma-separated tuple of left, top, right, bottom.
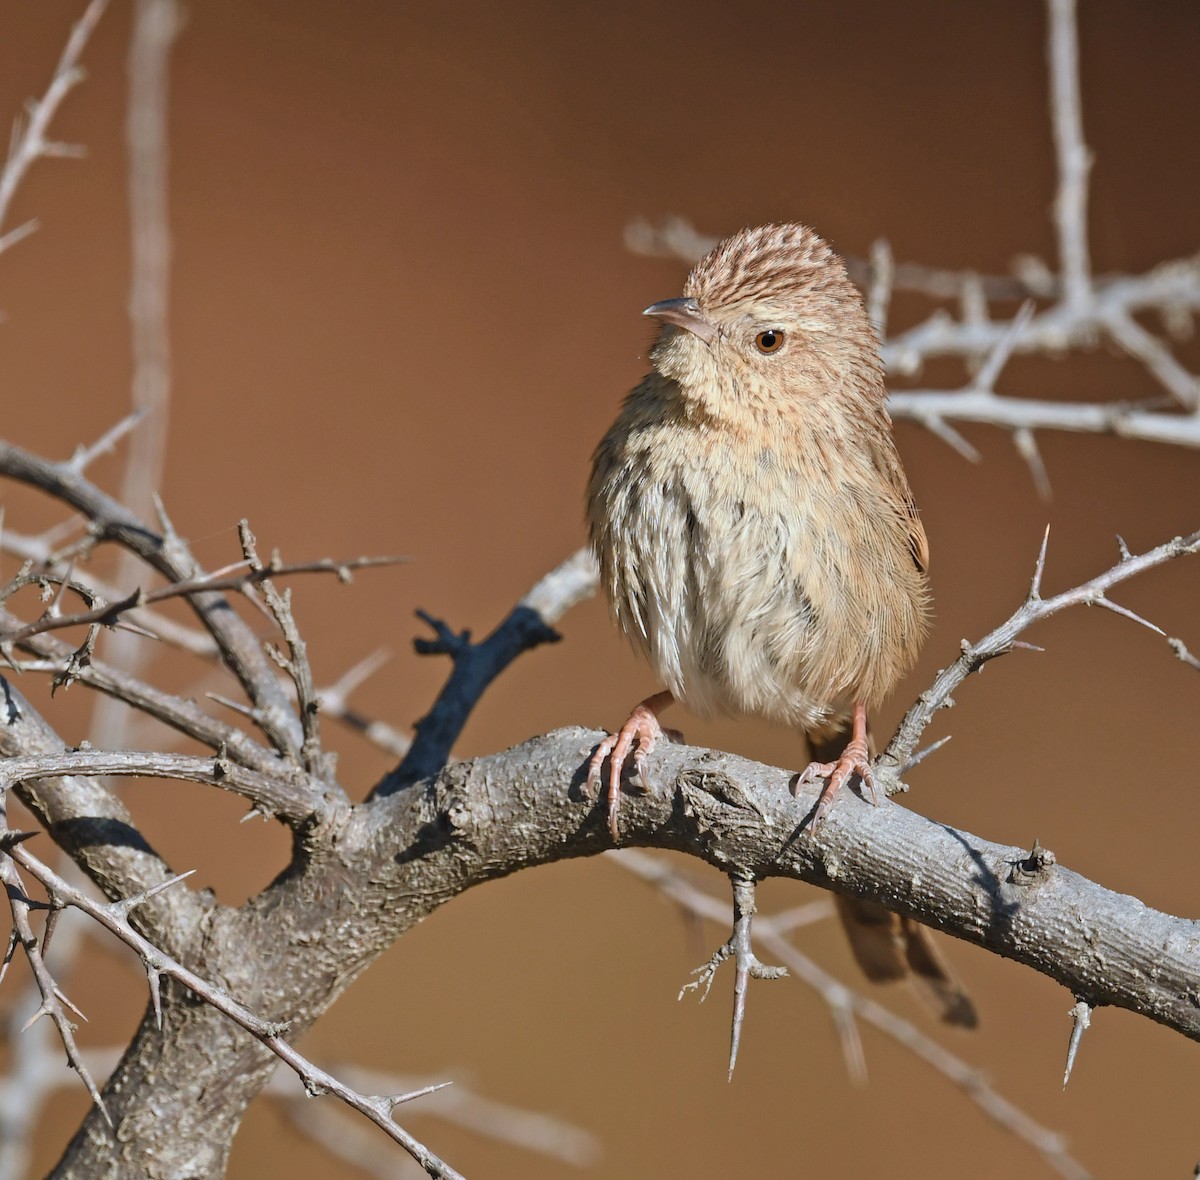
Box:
(754, 329, 785, 354)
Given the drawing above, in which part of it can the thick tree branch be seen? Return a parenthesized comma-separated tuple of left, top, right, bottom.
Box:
(364, 727, 1200, 1043)
(0, 674, 201, 946)
(6, 843, 461, 1180)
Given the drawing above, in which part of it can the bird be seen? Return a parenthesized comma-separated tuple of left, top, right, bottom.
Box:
(585, 222, 975, 1026)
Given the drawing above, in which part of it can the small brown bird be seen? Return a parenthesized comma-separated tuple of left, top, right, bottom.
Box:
(586, 223, 975, 1026)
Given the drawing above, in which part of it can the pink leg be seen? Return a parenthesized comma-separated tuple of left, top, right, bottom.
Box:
(587, 691, 674, 841)
(795, 700, 877, 828)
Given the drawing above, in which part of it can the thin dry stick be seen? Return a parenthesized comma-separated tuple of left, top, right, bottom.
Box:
(238, 522, 325, 776)
(1047, 0, 1092, 311)
(0, 749, 328, 827)
(271, 1065, 601, 1171)
(611, 850, 1091, 1180)
(317, 649, 413, 759)
(377, 547, 598, 794)
(885, 526, 1200, 770)
(0, 823, 108, 1123)
(0, 908, 88, 1180)
(0, 0, 109, 239)
(0, 551, 404, 646)
(89, 0, 184, 753)
(0, 438, 305, 759)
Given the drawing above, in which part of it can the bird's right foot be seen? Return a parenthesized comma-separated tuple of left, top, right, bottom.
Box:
(587, 692, 674, 841)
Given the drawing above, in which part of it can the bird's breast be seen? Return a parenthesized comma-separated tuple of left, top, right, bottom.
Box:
(589, 419, 927, 728)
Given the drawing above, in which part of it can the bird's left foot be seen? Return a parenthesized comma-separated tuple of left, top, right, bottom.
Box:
(794, 733, 878, 830)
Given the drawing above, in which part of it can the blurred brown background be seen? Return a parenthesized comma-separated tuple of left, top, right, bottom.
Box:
(2, 2, 1199, 1176)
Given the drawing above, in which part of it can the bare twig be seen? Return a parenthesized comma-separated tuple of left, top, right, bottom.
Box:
(0, 749, 329, 827)
(0, 826, 108, 1124)
(612, 850, 1090, 1179)
(317, 649, 413, 759)
(1168, 637, 1200, 672)
(2, 606, 292, 781)
(1047, 0, 1092, 310)
(867, 238, 894, 337)
(0, 0, 109, 239)
(90, 0, 183, 756)
(0, 902, 89, 1180)
(1, 552, 403, 647)
(0, 439, 305, 758)
(272, 1065, 601, 1173)
(677, 875, 787, 1081)
(239, 522, 325, 776)
(884, 528, 1200, 771)
(888, 389, 1200, 449)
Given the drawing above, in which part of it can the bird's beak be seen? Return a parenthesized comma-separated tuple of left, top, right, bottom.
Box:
(643, 297, 717, 344)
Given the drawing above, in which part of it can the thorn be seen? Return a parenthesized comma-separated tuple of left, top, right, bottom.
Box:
(920, 414, 981, 463)
(147, 966, 163, 1029)
(387, 1080, 453, 1110)
(676, 877, 788, 1081)
(0, 829, 39, 851)
(41, 906, 62, 959)
(1028, 524, 1052, 601)
(900, 734, 952, 774)
(1013, 427, 1052, 501)
(20, 1004, 52, 1034)
(1115, 534, 1132, 562)
(205, 692, 259, 721)
(1010, 640, 1045, 652)
(68, 410, 145, 473)
(0, 929, 18, 984)
(46, 562, 77, 616)
(1093, 597, 1165, 636)
(974, 299, 1036, 391)
(112, 870, 196, 918)
(1063, 999, 1093, 1087)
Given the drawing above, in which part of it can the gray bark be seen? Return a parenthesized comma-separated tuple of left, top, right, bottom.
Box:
(47, 726, 1200, 1176)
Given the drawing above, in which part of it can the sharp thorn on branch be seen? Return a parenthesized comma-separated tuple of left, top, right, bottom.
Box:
(920, 414, 981, 463)
(1028, 524, 1052, 601)
(900, 734, 952, 774)
(1063, 999, 1093, 1088)
(69, 409, 147, 473)
(387, 1080, 453, 1110)
(975, 298, 1037, 391)
(1013, 427, 1053, 501)
(1093, 596, 1165, 635)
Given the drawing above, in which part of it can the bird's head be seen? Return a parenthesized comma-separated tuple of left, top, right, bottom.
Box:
(645, 223, 884, 425)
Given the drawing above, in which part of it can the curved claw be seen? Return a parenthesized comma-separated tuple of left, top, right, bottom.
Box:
(587, 696, 670, 841)
(795, 703, 877, 831)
